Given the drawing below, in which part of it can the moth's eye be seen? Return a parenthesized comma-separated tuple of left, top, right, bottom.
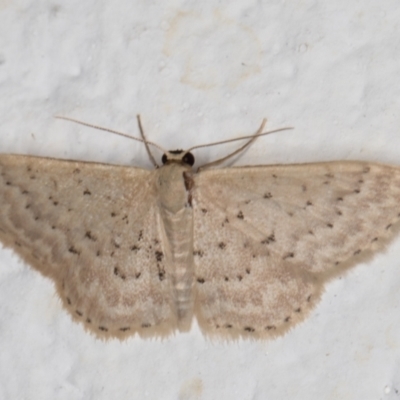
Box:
(183, 152, 195, 166)
(161, 154, 168, 164)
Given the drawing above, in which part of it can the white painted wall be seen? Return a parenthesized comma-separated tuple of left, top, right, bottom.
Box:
(0, 1, 400, 399)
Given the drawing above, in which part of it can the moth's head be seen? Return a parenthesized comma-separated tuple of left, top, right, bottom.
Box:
(161, 150, 195, 166)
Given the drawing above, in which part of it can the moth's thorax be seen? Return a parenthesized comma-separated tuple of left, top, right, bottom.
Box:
(156, 162, 193, 213)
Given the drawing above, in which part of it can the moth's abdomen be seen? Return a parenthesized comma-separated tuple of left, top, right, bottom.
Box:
(161, 208, 194, 330)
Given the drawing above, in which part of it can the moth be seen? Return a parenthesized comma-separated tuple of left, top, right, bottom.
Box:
(1, 116, 400, 340)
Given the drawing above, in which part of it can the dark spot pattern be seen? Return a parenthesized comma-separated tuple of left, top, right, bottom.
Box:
(157, 265, 166, 281)
(283, 252, 294, 260)
(237, 211, 244, 219)
(68, 246, 80, 255)
(193, 250, 204, 257)
(114, 267, 126, 280)
(261, 234, 275, 245)
(85, 231, 96, 241)
(183, 172, 193, 206)
(155, 251, 163, 262)
(266, 325, 276, 330)
(49, 196, 58, 206)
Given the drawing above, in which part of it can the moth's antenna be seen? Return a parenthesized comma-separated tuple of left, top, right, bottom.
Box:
(197, 119, 293, 170)
(188, 121, 293, 152)
(55, 115, 167, 158)
(136, 115, 159, 168)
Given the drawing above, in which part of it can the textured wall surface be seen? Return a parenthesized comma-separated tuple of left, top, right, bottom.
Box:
(0, 1, 400, 399)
